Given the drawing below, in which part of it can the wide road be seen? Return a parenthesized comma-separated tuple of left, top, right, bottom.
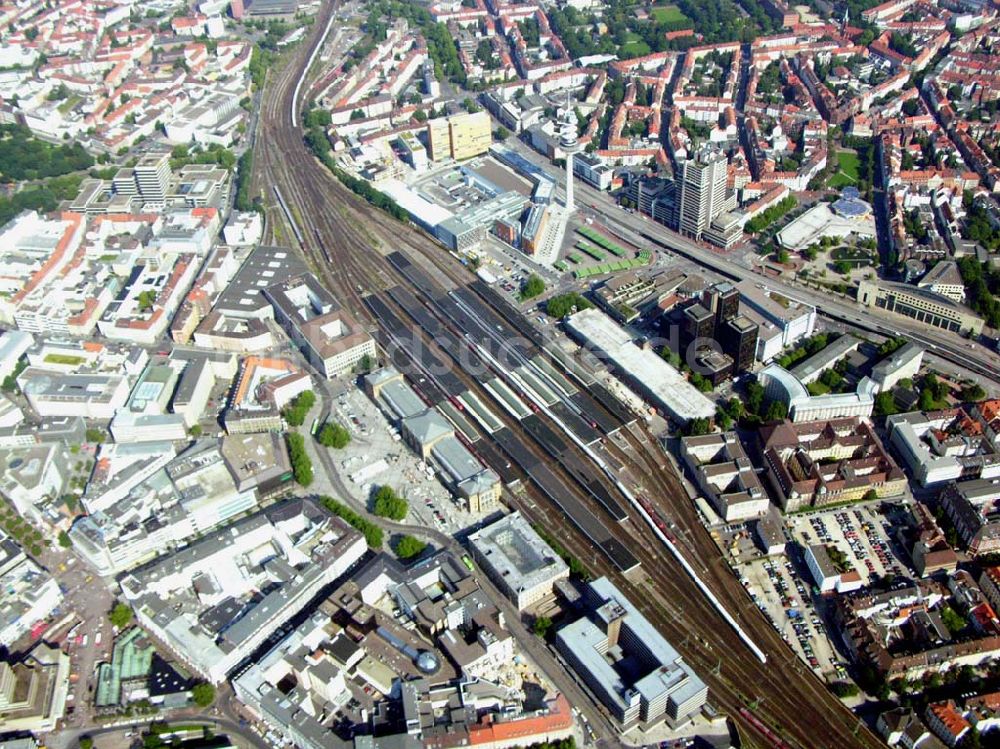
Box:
(576, 180, 1000, 382)
(252, 5, 884, 748)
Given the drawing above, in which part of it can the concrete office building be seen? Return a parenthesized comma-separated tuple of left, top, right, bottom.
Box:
(120, 499, 366, 684)
(871, 342, 924, 392)
(265, 274, 376, 377)
(678, 148, 740, 247)
(736, 280, 817, 355)
(556, 577, 708, 730)
(759, 364, 876, 422)
(448, 111, 492, 161)
(574, 151, 613, 190)
(469, 511, 569, 611)
(18, 368, 131, 420)
(0, 643, 69, 732)
(857, 280, 984, 336)
(426, 117, 451, 161)
(721, 314, 759, 374)
(133, 152, 172, 203)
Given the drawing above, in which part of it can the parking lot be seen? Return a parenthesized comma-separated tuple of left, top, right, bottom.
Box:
(741, 555, 843, 677)
(734, 501, 914, 681)
(786, 503, 910, 584)
(328, 385, 498, 536)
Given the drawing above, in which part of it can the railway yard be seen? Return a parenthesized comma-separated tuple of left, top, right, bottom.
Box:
(250, 4, 887, 747)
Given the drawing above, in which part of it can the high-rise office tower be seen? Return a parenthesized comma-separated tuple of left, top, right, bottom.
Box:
(678, 148, 729, 240)
(703, 281, 740, 333)
(134, 152, 171, 203)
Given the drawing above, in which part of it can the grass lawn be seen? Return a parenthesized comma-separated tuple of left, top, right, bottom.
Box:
(43, 353, 86, 366)
(651, 5, 688, 23)
(620, 35, 652, 57)
(827, 150, 860, 188)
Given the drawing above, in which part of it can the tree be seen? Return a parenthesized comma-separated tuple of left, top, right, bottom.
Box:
(746, 381, 765, 415)
(533, 615, 553, 638)
(684, 418, 711, 436)
(940, 605, 965, 636)
(85, 428, 105, 444)
(191, 682, 215, 708)
(79, 738, 94, 749)
(286, 433, 313, 487)
(318, 422, 351, 449)
(319, 496, 383, 548)
(546, 292, 592, 319)
(776, 249, 791, 264)
(765, 399, 788, 421)
(58, 530, 72, 548)
(373, 486, 407, 520)
(960, 383, 986, 402)
(189, 424, 202, 438)
(520, 274, 545, 301)
(874, 391, 898, 417)
(394, 534, 427, 559)
(830, 681, 859, 698)
(109, 602, 133, 629)
(282, 391, 316, 427)
(495, 126, 509, 140)
(689, 372, 712, 392)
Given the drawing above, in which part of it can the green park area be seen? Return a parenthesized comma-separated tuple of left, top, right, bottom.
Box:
(651, 5, 689, 23)
(828, 150, 860, 188)
(619, 33, 651, 57)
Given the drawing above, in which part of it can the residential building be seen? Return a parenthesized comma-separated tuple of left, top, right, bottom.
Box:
(941, 479, 1000, 556)
(71, 437, 291, 575)
(0, 444, 66, 524)
(224, 356, 311, 434)
(133, 152, 172, 204)
(468, 512, 569, 611)
(925, 701, 971, 747)
(887, 410, 1000, 486)
(838, 578, 1000, 680)
(677, 148, 741, 248)
(0, 532, 63, 647)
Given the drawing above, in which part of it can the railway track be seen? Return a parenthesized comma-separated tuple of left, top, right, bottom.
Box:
(249, 6, 887, 747)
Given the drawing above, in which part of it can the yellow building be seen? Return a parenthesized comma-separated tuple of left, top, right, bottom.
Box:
(448, 111, 492, 161)
(426, 117, 451, 161)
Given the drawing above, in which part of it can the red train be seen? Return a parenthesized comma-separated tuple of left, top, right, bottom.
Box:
(739, 708, 794, 749)
(637, 495, 676, 543)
